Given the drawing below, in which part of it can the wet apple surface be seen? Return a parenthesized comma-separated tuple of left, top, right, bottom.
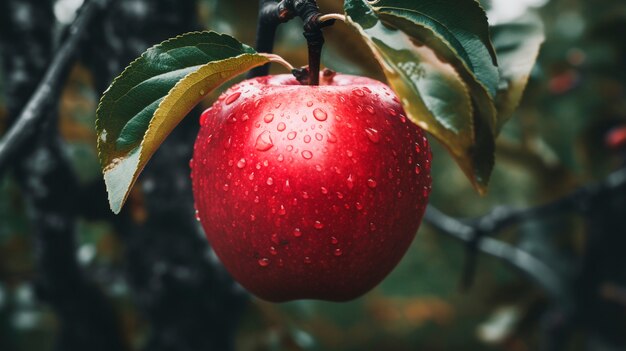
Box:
(191, 73, 432, 302)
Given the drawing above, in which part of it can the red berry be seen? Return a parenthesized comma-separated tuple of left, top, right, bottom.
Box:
(191, 73, 432, 302)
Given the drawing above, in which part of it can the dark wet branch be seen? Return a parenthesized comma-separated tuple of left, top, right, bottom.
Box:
(0, 0, 107, 176)
(424, 165, 626, 298)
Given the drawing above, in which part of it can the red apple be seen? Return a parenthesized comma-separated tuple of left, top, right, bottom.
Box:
(191, 73, 432, 302)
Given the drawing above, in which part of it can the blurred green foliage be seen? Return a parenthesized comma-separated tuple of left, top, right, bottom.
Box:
(2, 0, 626, 350)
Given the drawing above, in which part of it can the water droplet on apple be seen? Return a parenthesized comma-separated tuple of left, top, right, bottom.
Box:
(365, 105, 375, 114)
(302, 150, 313, 159)
(266, 177, 274, 186)
(287, 131, 297, 140)
(255, 131, 274, 151)
(367, 178, 377, 188)
(315, 133, 323, 141)
(271, 233, 280, 244)
(278, 205, 286, 216)
(356, 202, 363, 210)
(315, 164, 322, 172)
(306, 101, 314, 107)
(264, 113, 274, 123)
(333, 248, 343, 257)
(387, 108, 397, 116)
(313, 108, 327, 121)
(347, 174, 354, 189)
(194, 209, 200, 221)
(320, 187, 328, 194)
(330, 236, 338, 244)
(352, 88, 365, 97)
(304, 256, 311, 264)
(293, 228, 302, 237)
(415, 165, 421, 174)
(241, 113, 249, 121)
(369, 222, 376, 231)
(277, 154, 284, 162)
(304, 135, 311, 143)
(314, 221, 324, 229)
(365, 128, 380, 143)
(222, 183, 229, 191)
(225, 92, 241, 105)
(258, 258, 270, 267)
(277, 122, 286, 132)
(223, 137, 232, 149)
(269, 246, 278, 255)
(237, 158, 246, 169)
(336, 192, 344, 199)
(327, 132, 337, 143)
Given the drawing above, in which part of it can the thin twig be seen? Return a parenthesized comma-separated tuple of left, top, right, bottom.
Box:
(0, 0, 107, 175)
(424, 206, 566, 299)
(424, 166, 626, 298)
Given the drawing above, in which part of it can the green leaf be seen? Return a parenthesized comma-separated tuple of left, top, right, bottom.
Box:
(96, 31, 270, 214)
(491, 14, 545, 130)
(345, 0, 494, 193)
(367, 0, 500, 99)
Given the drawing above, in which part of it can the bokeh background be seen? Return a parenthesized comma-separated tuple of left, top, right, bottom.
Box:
(1, 0, 626, 350)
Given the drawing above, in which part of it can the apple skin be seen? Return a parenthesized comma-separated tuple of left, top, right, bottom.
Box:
(191, 73, 432, 302)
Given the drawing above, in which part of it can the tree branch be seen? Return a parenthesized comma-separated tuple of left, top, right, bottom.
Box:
(0, 0, 107, 176)
(424, 165, 626, 299)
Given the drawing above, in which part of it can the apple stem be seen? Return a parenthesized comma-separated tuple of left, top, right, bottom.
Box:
(249, 0, 295, 78)
(250, 0, 334, 86)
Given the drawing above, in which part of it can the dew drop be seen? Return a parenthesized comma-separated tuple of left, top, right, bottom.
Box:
(387, 108, 397, 116)
(302, 191, 310, 199)
(367, 178, 377, 188)
(313, 108, 328, 121)
(287, 131, 297, 140)
(271, 233, 280, 244)
(320, 187, 328, 195)
(266, 177, 274, 186)
(369, 222, 377, 231)
(277, 122, 286, 132)
(336, 192, 344, 199)
(415, 165, 421, 174)
(255, 131, 274, 151)
(237, 158, 246, 169)
(315, 164, 322, 172)
(304, 135, 311, 143)
(194, 209, 200, 221)
(331, 236, 339, 244)
(222, 183, 229, 191)
(302, 150, 313, 159)
(347, 174, 355, 189)
(278, 205, 286, 216)
(333, 248, 343, 257)
(293, 228, 302, 237)
(223, 137, 232, 149)
(327, 132, 337, 143)
(258, 258, 270, 267)
(365, 128, 380, 143)
(306, 101, 314, 107)
(352, 88, 365, 97)
(314, 221, 324, 229)
(263, 113, 274, 123)
(241, 113, 250, 121)
(304, 256, 312, 264)
(356, 202, 364, 210)
(225, 92, 241, 105)
(269, 246, 278, 255)
(415, 143, 421, 153)
(365, 105, 375, 114)
(277, 154, 284, 162)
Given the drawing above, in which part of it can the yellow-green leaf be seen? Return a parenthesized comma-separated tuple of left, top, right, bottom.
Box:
(96, 31, 270, 213)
